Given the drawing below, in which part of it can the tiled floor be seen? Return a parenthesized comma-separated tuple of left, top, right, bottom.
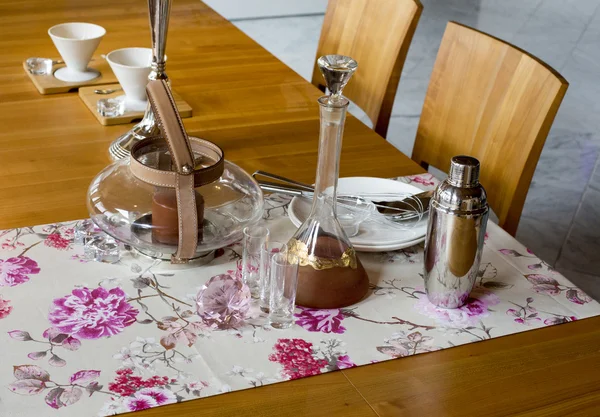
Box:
(229, 0, 600, 299)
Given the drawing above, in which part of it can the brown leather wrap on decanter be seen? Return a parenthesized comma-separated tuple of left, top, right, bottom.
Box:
(129, 79, 224, 263)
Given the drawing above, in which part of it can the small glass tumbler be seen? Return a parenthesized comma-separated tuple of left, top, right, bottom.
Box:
(84, 235, 120, 263)
(259, 241, 286, 313)
(26, 57, 54, 75)
(97, 97, 125, 117)
(337, 195, 376, 237)
(241, 226, 269, 298)
(268, 252, 299, 329)
(74, 219, 100, 245)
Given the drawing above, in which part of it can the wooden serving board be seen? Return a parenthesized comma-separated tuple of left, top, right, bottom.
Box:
(23, 57, 117, 94)
(78, 83, 193, 126)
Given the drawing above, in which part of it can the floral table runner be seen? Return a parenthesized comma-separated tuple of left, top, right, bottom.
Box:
(1, 174, 598, 416)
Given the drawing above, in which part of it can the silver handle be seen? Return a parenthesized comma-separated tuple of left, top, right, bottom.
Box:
(148, 0, 171, 81)
(252, 170, 314, 192)
(259, 183, 307, 196)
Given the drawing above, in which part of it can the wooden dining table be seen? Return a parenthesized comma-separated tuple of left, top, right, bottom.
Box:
(1, 1, 599, 415)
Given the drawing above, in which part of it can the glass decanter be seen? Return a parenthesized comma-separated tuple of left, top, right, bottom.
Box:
(287, 55, 369, 309)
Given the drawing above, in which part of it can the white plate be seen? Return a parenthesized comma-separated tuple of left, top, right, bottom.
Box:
(288, 177, 428, 252)
(351, 236, 425, 252)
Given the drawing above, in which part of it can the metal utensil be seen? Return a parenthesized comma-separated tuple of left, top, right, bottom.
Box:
(94, 88, 123, 95)
(373, 190, 433, 220)
(252, 171, 430, 221)
(108, 0, 171, 161)
(253, 171, 314, 192)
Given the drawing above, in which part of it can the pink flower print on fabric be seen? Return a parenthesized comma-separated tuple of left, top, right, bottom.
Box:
(506, 308, 541, 326)
(226, 260, 243, 281)
(336, 355, 356, 369)
(498, 249, 523, 257)
(1, 239, 25, 251)
(124, 394, 158, 411)
(377, 331, 440, 358)
(565, 288, 592, 305)
(48, 287, 138, 339)
(544, 316, 577, 326)
(0, 256, 40, 287)
(508, 297, 579, 327)
(525, 274, 593, 304)
(44, 233, 71, 250)
(414, 289, 500, 326)
(0, 295, 12, 318)
(268, 338, 328, 380)
(526, 274, 561, 296)
(108, 368, 175, 397)
(294, 307, 346, 334)
(43, 327, 83, 350)
(408, 174, 436, 187)
(130, 388, 177, 408)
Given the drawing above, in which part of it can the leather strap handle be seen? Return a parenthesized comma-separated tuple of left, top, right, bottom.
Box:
(146, 80, 196, 262)
(142, 80, 224, 263)
(146, 80, 195, 173)
(130, 137, 224, 188)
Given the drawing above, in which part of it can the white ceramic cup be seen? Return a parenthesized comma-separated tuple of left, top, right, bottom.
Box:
(48, 22, 106, 82)
(106, 48, 153, 110)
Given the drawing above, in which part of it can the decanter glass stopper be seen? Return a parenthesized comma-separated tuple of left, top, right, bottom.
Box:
(317, 55, 358, 104)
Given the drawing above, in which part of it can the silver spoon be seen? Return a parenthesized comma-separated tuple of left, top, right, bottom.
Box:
(94, 88, 122, 95)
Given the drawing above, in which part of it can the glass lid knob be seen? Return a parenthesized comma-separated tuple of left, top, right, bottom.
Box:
(317, 55, 358, 103)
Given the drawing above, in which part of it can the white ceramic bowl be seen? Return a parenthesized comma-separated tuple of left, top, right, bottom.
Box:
(48, 22, 105, 82)
(106, 47, 153, 103)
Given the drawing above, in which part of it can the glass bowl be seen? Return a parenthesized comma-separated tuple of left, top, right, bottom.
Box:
(336, 195, 376, 237)
(87, 141, 263, 260)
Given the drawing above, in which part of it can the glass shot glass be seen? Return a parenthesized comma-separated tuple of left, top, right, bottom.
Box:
(241, 226, 269, 298)
(74, 219, 101, 245)
(336, 195, 376, 237)
(268, 252, 299, 329)
(26, 57, 54, 75)
(97, 97, 125, 117)
(259, 241, 286, 313)
(84, 235, 120, 263)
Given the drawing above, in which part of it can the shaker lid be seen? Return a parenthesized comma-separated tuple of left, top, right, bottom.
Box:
(433, 155, 487, 213)
(448, 155, 480, 188)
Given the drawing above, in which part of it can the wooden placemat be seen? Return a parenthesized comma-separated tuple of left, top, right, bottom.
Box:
(78, 83, 193, 126)
(23, 57, 117, 95)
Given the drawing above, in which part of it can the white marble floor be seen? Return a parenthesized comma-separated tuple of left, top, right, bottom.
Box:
(229, 0, 600, 299)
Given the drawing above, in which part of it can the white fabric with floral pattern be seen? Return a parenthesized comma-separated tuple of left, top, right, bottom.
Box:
(0, 174, 598, 416)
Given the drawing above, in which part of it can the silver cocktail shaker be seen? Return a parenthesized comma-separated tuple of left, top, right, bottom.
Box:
(423, 156, 489, 308)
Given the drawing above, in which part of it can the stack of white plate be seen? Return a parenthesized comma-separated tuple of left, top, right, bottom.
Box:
(288, 177, 428, 252)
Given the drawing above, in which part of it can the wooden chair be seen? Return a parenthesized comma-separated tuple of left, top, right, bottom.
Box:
(311, 0, 422, 138)
(412, 22, 568, 236)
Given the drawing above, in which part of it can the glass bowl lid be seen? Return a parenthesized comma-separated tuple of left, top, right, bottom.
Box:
(87, 139, 263, 260)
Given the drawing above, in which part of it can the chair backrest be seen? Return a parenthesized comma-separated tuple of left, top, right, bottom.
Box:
(412, 22, 568, 235)
(311, 0, 422, 138)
